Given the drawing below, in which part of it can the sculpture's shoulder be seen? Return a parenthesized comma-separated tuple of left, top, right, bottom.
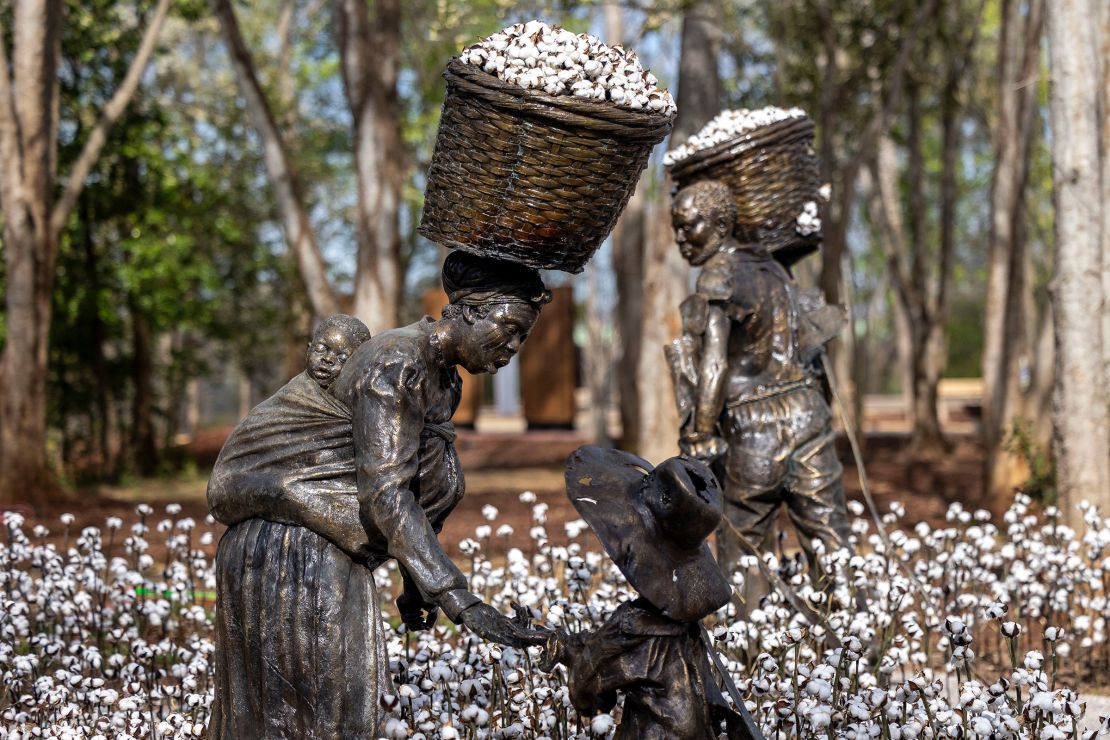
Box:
(701, 248, 791, 304)
(696, 251, 741, 303)
(331, 320, 434, 402)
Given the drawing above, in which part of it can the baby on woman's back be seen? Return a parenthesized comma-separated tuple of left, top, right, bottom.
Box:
(208, 314, 371, 522)
(306, 314, 371, 394)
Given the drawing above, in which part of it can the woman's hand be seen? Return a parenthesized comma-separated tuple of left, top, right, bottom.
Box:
(396, 589, 439, 631)
(457, 602, 551, 649)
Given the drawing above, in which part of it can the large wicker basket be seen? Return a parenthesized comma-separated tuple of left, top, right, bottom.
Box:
(668, 116, 822, 266)
(419, 58, 674, 273)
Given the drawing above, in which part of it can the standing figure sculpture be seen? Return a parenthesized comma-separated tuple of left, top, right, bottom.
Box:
(667, 179, 852, 587)
(207, 251, 550, 739)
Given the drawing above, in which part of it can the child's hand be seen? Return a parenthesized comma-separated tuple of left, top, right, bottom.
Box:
(538, 628, 588, 672)
(539, 630, 568, 672)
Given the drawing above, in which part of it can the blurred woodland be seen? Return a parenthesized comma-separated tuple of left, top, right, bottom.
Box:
(0, 0, 1107, 522)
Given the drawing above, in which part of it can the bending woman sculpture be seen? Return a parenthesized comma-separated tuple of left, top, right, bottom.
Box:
(207, 250, 551, 739)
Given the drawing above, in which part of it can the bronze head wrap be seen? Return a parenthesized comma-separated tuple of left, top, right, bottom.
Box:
(441, 250, 551, 308)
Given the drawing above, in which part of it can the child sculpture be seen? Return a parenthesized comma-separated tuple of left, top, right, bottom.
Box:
(306, 314, 372, 392)
(668, 179, 852, 585)
(545, 445, 765, 740)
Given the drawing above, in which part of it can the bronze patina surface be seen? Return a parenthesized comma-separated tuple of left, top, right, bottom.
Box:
(546, 446, 764, 740)
(668, 179, 852, 580)
(207, 251, 551, 739)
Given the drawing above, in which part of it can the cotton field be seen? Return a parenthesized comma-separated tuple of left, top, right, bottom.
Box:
(3, 493, 1110, 739)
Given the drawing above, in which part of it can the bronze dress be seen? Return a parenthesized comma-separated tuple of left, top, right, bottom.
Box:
(208, 318, 466, 739)
(564, 599, 734, 740)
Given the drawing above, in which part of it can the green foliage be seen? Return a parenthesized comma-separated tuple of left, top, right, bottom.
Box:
(944, 296, 985, 378)
(44, 2, 298, 481)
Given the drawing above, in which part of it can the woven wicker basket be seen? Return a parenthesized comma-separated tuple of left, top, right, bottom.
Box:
(668, 116, 822, 266)
(419, 58, 674, 273)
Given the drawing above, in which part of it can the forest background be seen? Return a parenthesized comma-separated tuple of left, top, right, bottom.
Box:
(0, 0, 1107, 524)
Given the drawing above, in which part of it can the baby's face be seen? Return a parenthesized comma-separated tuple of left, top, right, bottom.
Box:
(306, 326, 360, 389)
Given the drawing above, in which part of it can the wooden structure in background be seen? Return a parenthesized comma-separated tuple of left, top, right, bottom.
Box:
(520, 286, 576, 429)
(422, 288, 483, 425)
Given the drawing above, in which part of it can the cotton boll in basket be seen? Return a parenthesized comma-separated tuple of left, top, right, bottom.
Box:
(664, 106, 807, 166)
(458, 20, 676, 115)
(665, 105, 823, 267)
(419, 20, 675, 273)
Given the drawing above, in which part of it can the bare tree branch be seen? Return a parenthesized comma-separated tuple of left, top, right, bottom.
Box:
(0, 21, 26, 219)
(210, 0, 339, 318)
(50, 0, 173, 238)
(336, 0, 402, 332)
(843, 0, 939, 176)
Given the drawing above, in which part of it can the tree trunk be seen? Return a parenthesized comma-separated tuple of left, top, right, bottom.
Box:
(613, 185, 645, 451)
(0, 0, 167, 503)
(810, 0, 937, 446)
(583, 267, 613, 445)
(0, 1, 64, 505)
(210, 0, 339, 320)
(982, 0, 1045, 505)
(82, 197, 118, 480)
(1047, 0, 1110, 520)
(336, 0, 403, 334)
(904, 80, 949, 457)
(1100, 0, 1110, 410)
(129, 296, 158, 477)
(636, 0, 720, 463)
(814, 1, 862, 439)
(602, 0, 637, 450)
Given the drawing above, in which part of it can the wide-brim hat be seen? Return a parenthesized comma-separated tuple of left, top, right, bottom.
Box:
(565, 446, 732, 622)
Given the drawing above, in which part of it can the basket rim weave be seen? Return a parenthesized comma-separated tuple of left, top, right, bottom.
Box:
(443, 57, 674, 141)
(667, 116, 815, 180)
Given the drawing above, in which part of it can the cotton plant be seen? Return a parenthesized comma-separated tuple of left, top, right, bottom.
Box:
(4, 492, 1110, 738)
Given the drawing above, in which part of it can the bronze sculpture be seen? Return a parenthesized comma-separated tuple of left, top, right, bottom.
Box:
(545, 446, 764, 739)
(667, 179, 852, 584)
(207, 251, 551, 739)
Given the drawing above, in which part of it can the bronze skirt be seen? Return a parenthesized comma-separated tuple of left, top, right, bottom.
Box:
(209, 519, 387, 739)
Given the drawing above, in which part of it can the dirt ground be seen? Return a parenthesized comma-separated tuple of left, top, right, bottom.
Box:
(8, 431, 987, 563)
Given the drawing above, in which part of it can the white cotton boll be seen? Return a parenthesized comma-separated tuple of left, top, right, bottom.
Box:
(667, 106, 808, 165)
(558, 68, 578, 83)
(590, 714, 615, 735)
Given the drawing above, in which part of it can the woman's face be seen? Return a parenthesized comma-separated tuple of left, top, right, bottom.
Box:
(457, 302, 540, 375)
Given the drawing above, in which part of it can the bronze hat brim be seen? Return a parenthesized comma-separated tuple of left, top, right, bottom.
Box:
(565, 446, 732, 622)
